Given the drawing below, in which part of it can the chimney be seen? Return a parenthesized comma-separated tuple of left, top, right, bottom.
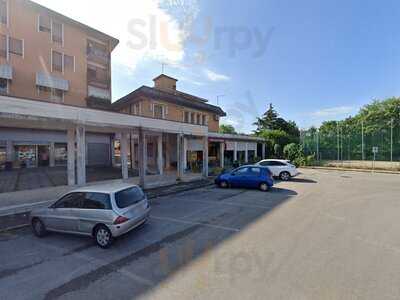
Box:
(153, 74, 178, 91)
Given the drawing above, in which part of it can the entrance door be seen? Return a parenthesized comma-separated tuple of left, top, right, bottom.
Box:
(38, 146, 50, 167)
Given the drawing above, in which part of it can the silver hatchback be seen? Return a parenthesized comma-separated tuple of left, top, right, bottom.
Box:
(30, 183, 151, 248)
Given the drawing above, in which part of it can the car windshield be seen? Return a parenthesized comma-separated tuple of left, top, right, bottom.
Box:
(114, 187, 145, 209)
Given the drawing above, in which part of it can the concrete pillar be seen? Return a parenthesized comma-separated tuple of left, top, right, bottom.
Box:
(183, 136, 188, 171)
(165, 134, 170, 170)
(234, 142, 238, 161)
(220, 142, 225, 168)
(203, 137, 209, 177)
(76, 125, 86, 186)
(245, 143, 249, 163)
(67, 128, 75, 186)
(138, 128, 146, 188)
(49, 142, 55, 167)
(177, 134, 183, 179)
(157, 135, 163, 175)
(262, 143, 266, 159)
(120, 132, 129, 180)
(6, 140, 13, 162)
(130, 133, 136, 169)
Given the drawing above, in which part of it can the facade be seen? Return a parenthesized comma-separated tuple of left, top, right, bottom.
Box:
(0, 0, 118, 169)
(0, 1, 267, 191)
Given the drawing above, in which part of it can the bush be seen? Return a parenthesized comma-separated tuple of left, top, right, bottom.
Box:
(283, 143, 301, 162)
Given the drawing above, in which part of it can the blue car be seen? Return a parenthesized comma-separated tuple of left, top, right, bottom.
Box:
(215, 165, 274, 192)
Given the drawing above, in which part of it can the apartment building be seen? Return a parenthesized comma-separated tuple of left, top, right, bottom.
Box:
(0, 0, 119, 169)
(0, 0, 118, 107)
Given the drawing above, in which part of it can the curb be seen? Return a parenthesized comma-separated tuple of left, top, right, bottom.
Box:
(303, 166, 400, 175)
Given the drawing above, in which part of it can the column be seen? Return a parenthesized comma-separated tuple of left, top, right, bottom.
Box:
(157, 134, 163, 175)
(183, 136, 188, 171)
(165, 134, 170, 170)
(203, 137, 209, 177)
(234, 142, 238, 161)
(262, 143, 266, 159)
(138, 128, 146, 187)
(67, 128, 75, 186)
(49, 142, 55, 167)
(6, 140, 13, 162)
(177, 134, 183, 179)
(245, 143, 249, 163)
(220, 142, 225, 168)
(76, 125, 86, 186)
(120, 132, 129, 180)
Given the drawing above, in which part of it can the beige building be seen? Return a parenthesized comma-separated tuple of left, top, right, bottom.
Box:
(0, 0, 118, 107)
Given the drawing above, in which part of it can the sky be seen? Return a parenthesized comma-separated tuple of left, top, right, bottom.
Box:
(35, 0, 400, 132)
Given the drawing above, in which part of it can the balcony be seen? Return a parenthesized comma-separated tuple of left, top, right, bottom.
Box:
(36, 72, 69, 91)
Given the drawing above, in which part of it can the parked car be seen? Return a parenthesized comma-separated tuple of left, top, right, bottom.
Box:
(254, 159, 299, 181)
(215, 166, 274, 191)
(30, 183, 150, 248)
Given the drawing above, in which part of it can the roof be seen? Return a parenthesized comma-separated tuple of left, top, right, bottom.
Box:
(72, 183, 139, 194)
(208, 132, 265, 142)
(112, 86, 226, 116)
(153, 74, 178, 82)
(26, 0, 119, 50)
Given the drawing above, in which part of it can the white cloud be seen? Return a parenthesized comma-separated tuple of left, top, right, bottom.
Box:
(203, 68, 231, 82)
(310, 106, 355, 118)
(34, 0, 191, 71)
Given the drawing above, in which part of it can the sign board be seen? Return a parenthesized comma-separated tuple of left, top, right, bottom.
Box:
(372, 147, 378, 154)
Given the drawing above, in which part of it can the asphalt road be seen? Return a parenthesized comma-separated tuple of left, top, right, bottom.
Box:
(1, 169, 400, 300)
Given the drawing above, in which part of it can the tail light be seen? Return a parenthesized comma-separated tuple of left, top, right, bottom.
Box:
(114, 216, 129, 225)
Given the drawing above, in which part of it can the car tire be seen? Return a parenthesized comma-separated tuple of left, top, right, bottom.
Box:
(219, 180, 229, 188)
(94, 225, 113, 249)
(32, 218, 47, 238)
(259, 182, 270, 192)
(279, 171, 291, 181)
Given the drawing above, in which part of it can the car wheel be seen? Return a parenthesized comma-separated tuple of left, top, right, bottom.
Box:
(279, 171, 291, 181)
(259, 182, 269, 192)
(32, 218, 47, 238)
(94, 225, 113, 249)
(219, 180, 229, 188)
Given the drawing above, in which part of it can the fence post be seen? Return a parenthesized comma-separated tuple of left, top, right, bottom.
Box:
(361, 120, 365, 161)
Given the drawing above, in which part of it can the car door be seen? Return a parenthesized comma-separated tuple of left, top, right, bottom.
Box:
(229, 167, 249, 188)
(246, 167, 262, 188)
(77, 192, 113, 235)
(261, 161, 280, 177)
(46, 192, 84, 232)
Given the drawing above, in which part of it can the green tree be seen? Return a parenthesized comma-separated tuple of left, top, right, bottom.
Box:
(219, 124, 237, 134)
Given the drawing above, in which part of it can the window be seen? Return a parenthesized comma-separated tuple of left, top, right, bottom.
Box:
(87, 64, 109, 87)
(52, 21, 63, 44)
(82, 193, 111, 210)
(0, 78, 7, 94)
(0, 34, 6, 58)
(202, 115, 207, 126)
(234, 167, 249, 175)
(38, 15, 51, 33)
(249, 167, 261, 176)
(9, 37, 23, 56)
(115, 187, 145, 209)
(191, 112, 195, 124)
(54, 193, 84, 209)
(64, 54, 74, 72)
(87, 39, 109, 62)
(133, 103, 140, 115)
(184, 111, 190, 123)
(0, 0, 7, 25)
(197, 114, 201, 125)
(154, 104, 164, 119)
(51, 88, 63, 102)
(52, 51, 63, 72)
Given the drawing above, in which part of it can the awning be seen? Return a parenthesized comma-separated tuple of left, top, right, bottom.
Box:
(36, 72, 69, 91)
(0, 64, 12, 80)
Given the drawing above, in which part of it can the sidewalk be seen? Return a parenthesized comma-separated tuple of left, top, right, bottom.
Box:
(303, 166, 400, 175)
(0, 178, 214, 232)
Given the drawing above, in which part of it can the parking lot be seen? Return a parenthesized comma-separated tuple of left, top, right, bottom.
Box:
(1, 169, 400, 300)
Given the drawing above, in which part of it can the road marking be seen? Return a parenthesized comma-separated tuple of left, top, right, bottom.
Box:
(150, 216, 240, 232)
(176, 198, 274, 210)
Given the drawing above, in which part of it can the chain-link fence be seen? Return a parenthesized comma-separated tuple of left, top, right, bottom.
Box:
(301, 119, 400, 169)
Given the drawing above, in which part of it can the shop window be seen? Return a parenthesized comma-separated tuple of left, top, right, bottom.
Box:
(0, 0, 7, 25)
(52, 21, 63, 44)
(54, 143, 67, 165)
(9, 37, 23, 56)
(0, 78, 8, 94)
(38, 15, 51, 33)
